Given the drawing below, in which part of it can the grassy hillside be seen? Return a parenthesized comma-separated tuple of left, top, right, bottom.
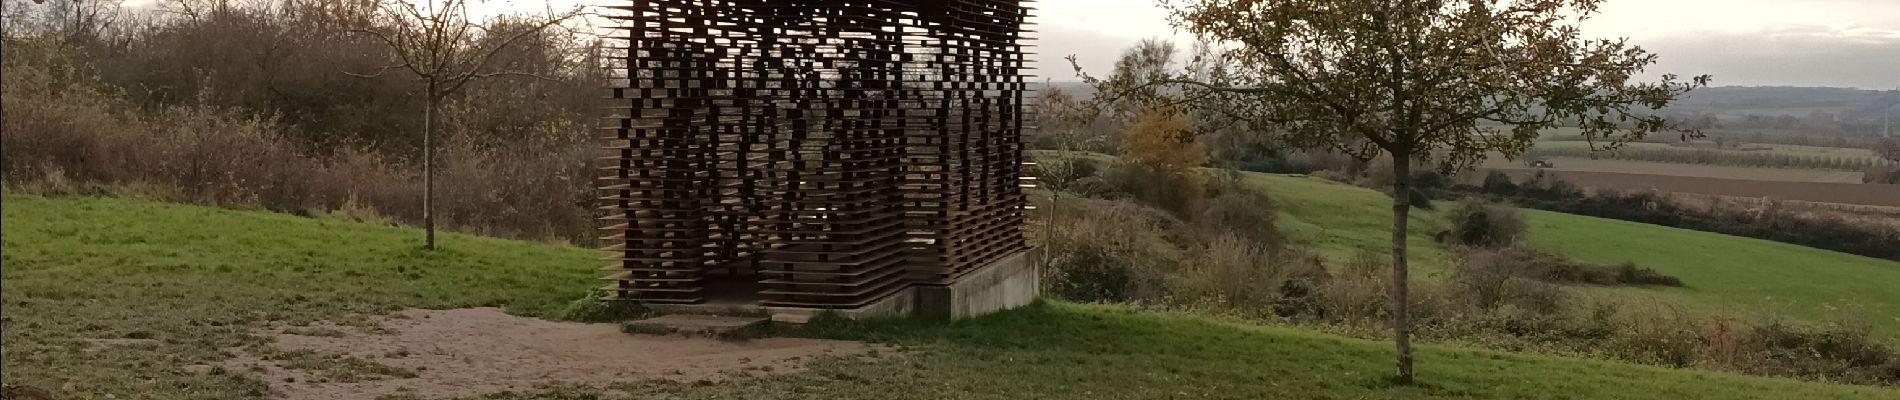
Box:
(1032, 149, 1900, 335)
(0, 195, 601, 399)
(1239, 172, 1452, 272)
(1234, 173, 1900, 336)
(6, 195, 1897, 399)
(1527, 212, 1900, 334)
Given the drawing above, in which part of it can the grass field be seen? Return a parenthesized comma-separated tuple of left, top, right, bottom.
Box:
(0, 195, 600, 399)
(1233, 173, 1900, 336)
(1031, 150, 1900, 336)
(1238, 172, 1452, 272)
(7, 192, 1892, 398)
(7, 194, 1900, 399)
(1530, 138, 1880, 160)
(1481, 157, 1868, 183)
(1477, 167, 1900, 207)
(1525, 212, 1900, 333)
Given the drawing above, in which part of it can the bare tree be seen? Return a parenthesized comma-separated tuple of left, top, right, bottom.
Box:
(346, 0, 579, 249)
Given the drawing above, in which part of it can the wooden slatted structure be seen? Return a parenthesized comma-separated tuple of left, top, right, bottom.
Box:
(603, 0, 1033, 309)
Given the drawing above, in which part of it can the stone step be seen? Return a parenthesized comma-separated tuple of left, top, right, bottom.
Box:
(622, 314, 770, 338)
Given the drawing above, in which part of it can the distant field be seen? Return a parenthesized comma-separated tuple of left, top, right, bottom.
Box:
(1482, 157, 1867, 183)
(1669, 192, 1900, 231)
(1533, 140, 1880, 160)
(1769, 143, 1880, 157)
(1478, 167, 1900, 207)
(1527, 127, 1885, 170)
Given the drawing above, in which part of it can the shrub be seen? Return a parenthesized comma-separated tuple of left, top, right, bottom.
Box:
(1, 54, 598, 243)
(1449, 247, 1564, 312)
(1119, 107, 1208, 173)
(1238, 149, 1359, 175)
(1407, 188, 1435, 210)
(1614, 262, 1684, 287)
(1190, 188, 1282, 247)
(1444, 199, 1527, 248)
(1751, 321, 1900, 385)
(1319, 252, 1391, 324)
(1177, 235, 1280, 311)
(1036, 197, 1180, 303)
(1101, 161, 1202, 215)
(1037, 154, 1104, 192)
(1453, 246, 1684, 288)
(1480, 170, 1519, 194)
(1603, 305, 1705, 368)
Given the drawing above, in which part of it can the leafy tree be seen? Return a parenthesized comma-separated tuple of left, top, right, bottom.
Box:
(1115, 106, 1209, 211)
(1083, 0, 1707, 383)
(1120, 106, 1208, 176)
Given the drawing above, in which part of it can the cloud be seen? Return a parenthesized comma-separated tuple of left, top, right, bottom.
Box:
(1032, 24, 1193, 82)
(1641, 26, 1900, 89)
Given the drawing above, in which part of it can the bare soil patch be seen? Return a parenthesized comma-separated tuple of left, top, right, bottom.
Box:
(227, 308, 875, 400)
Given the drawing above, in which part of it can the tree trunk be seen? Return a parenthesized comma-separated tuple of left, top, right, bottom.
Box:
(423, 82, 437, 250)
(1389, 149, 1415, 384)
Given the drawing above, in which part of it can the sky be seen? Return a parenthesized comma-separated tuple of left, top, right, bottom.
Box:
(116, 0, 1899, 89)
(1036, 0, 1900, 89)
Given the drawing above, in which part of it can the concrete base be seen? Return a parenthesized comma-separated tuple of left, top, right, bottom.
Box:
(638, 249, 1040, 323)
(914, 250, 1040, 320)
(766, 288, 916, 324)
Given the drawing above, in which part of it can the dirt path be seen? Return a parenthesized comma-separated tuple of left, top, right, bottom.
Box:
(228, 308, 875, 400)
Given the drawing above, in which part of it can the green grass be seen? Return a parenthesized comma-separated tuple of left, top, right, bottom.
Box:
(549, 302, 1896, 400)
(0, 194, 600, 399)
(6, 193, 1899, 399)
(1239, 173, 1452, 273)
(1237, 172, 1900, 337)
(1523, 211, 1900, 334)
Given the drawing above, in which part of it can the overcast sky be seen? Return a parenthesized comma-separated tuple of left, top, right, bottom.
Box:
(127, 0, 1892, 89)
(1036, 0, 1900, 89)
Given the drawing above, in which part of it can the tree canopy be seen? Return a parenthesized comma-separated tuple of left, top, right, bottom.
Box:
(1075, 0, 1709, 383)
(1102, 0, 1710, 170)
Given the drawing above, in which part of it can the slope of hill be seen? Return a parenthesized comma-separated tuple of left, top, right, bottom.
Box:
(3, 195, 1897, 399)
(1236, 173, 1900, 337)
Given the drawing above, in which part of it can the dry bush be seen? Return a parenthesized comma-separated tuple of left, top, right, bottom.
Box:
(1320, 252, 1392, 324)
(1190, 185, 1283, 247)
(1448, 247, 1562, 313)
(1443, 199, 1526, 248)
(1603, 304, 1707, 368)
(1035, 197, 1181, 303)
(1450, 246, 1683, 288)
(1176, 235, 1278, 310)
(1099, 161, 1201, 214)
(1748, 319, 1900, 385)
(1, 51, 598, 243)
